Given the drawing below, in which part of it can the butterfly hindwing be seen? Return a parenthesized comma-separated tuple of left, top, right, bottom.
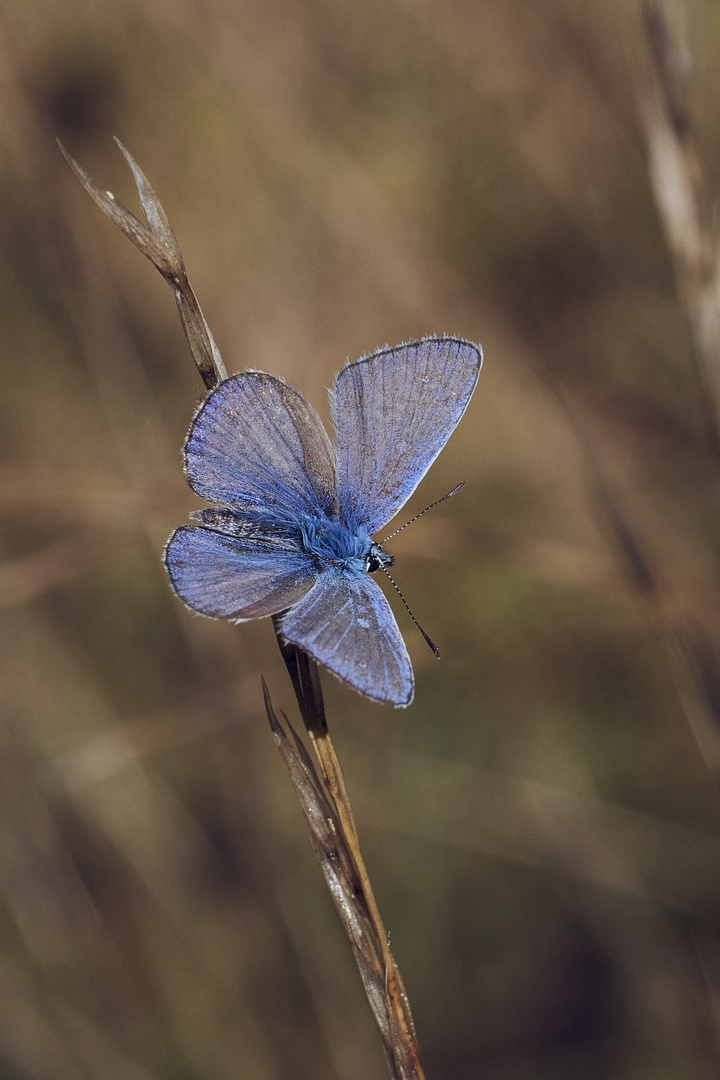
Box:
(333, 337, 482, 533)
(281, 567, 414, 705)
(165, 526, 317, 621)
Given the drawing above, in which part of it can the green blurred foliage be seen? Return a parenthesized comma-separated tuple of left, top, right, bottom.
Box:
(2, 0, 720, 1077)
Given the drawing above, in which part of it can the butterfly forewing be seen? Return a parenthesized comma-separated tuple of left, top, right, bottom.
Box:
(185, 371, 336, 519)
(165, 526, 317, 621)
(281, 568, 414, 705)
(333, 337, 482, 534)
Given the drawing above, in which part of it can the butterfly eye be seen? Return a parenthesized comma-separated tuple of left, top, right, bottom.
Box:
(366, 544, 393, 574)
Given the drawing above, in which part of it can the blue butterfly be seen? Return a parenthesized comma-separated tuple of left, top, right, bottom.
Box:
(164, 336, 482, 705)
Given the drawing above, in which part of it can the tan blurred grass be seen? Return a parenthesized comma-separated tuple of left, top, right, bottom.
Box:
(2, 0, 720, 1077)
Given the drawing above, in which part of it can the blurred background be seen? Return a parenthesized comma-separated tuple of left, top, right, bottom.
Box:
(2, 0, 720, 1077)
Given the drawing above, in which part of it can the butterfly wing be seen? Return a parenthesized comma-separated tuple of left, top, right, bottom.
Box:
(165, 526, 317, 620)
(186, 371, 336, 519)
(333, 337, 482, 533)
(280, 567, 414, 705)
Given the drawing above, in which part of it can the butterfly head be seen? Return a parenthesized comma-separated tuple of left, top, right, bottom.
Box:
(365, 542, 394, 574)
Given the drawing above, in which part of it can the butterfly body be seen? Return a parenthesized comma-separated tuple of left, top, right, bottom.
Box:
(165, 336, 482, 705)
(192, 505, 392, 570)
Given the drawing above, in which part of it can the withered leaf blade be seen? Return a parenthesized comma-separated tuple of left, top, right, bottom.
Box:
(263, 680, 423, 1079)
(263, 688, 387, 1016)
(114, 138, 185, 274)
(57, 139, 180, 281)
(60, 139, 227, 390)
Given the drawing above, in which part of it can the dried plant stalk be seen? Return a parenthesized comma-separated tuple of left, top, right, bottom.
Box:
(61, 141, 425, 1079)
(265, 678, 424, 1079)
(272, 623, 424, 1078)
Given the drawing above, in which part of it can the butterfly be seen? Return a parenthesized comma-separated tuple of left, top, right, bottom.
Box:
(164, 336, 482, 706)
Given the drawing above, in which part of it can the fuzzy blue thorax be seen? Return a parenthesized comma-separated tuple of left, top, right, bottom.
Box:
(299, 514, 393, 574)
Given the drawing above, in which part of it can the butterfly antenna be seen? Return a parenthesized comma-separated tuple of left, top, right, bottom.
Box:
(381, 567, 440, 658)
(381, 481, 466, 542)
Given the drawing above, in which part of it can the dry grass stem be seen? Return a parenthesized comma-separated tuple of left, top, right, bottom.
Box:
(641, 2, 720, 448)
(63, 141, 425, 1080)
(630, 3, 720, 778)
